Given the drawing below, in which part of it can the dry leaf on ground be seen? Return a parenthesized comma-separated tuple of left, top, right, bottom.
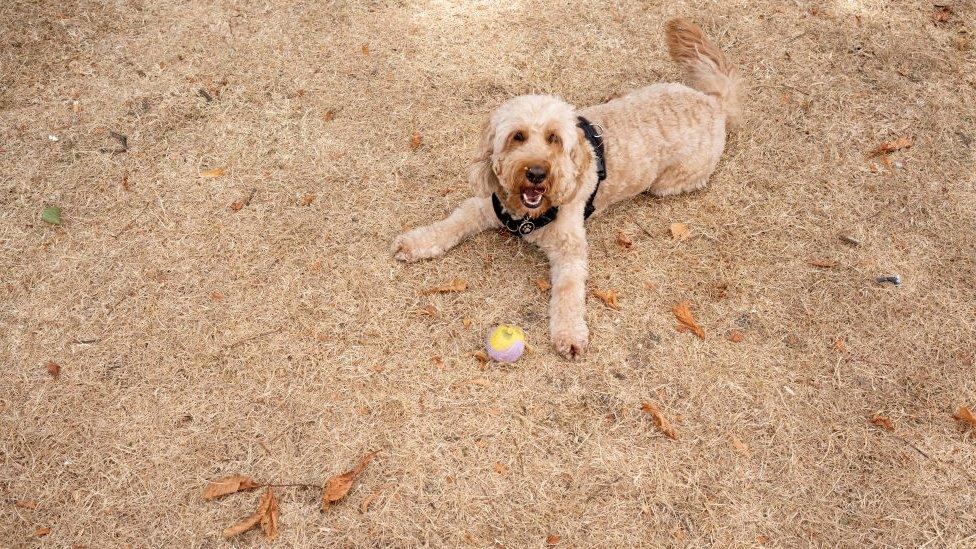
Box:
(952, 406, 976, 428)
(672, 302, 704, 339)
(422, 278, 467, 294)
(35, 527, 51, 537)
(534, 278, 551, 292)
(409, 132, 423, 150)
(45, 361, 60, 379)
(200, 167, 226, 178)
(868, 136, 913, 157)
(546, 534, 562, 546)
(470, 350, 489, 364)
(670, 222, 691, 241)
(932, 5, 952, 24)
(728, 330, 744, 343)
(642, 402, 677, 439)
(203, 474, 261, 501)
(492, 462, 508, 475)
(808, 258, 839, 268)
(416, 304, 438, 317)
(593, 289, 620, 310)
(223, 487, 274, 539)
(462, 317, 472, 328)
(360, 488, 382, 513)
(260, 488, 279, 540)
(731, 436, 750, 456)
(361, 43, 369, 55)
(869, 414, 894, 431)
(616, 231, 633, 249)
(322, 451, 378, 512)
(300, 193, 315, 206)
(230, 188, 256, 212)
(16, 500, 38, 509)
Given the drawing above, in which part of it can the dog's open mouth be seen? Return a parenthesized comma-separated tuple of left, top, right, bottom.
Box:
(520, 189, 544, 209)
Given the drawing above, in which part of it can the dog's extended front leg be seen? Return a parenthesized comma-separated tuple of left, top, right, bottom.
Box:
(541, 233, 589, 359)
(392, 197, 499, 262)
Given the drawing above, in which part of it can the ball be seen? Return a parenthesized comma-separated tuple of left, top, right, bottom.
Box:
(486, 324, 526, 363)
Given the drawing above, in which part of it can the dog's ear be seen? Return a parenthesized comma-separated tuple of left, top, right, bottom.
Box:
(571, 126, 594, 182)
(467, 120, 498, 197)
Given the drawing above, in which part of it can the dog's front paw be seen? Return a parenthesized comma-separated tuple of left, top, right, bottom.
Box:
(392, 229, 444, 262)
(552, 322, 589, 360)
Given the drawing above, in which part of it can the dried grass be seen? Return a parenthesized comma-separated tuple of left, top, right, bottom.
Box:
(2, 0, 976, 546)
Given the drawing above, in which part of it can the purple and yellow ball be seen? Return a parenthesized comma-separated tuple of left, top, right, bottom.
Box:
(486, 324, 526, 363)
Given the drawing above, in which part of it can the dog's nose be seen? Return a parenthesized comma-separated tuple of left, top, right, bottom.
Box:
(525, 165, 548, 184)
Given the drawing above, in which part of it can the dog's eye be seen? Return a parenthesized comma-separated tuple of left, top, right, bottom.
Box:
(512, 131, 525, 142)
(547, 133, 560, 145)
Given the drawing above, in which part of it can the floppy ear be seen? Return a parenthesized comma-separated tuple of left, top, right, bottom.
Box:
(571, 126, 593, 179)
(467, 120, 498, 197)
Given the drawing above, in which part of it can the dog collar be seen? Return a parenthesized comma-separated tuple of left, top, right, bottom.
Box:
(493, 116, 607, 236)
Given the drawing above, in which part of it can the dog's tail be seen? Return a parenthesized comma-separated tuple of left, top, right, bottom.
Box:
(665, 18, 743, 126)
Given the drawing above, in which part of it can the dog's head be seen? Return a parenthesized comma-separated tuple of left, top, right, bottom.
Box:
(468, 95, 593, 217)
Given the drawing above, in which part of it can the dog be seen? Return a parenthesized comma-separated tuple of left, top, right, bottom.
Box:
(392, 19, 743, 359)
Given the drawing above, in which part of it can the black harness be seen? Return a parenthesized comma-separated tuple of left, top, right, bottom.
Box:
(492, 116, 606, 236)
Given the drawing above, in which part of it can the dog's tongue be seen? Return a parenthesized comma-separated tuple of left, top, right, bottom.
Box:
(522, 189, 543, 207)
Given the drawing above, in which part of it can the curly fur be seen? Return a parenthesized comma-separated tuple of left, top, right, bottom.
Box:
(393, 18, 743, 358)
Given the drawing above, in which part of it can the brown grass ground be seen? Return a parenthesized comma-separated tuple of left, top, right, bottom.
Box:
(3, 0, 976, 547)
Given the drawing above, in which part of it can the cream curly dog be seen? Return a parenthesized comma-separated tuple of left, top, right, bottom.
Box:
(393, 19, 743, 359)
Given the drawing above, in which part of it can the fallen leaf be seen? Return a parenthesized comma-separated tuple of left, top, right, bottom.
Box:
(322, 451, 378, 511)
(728, 330, 744, 343)
(492, 461, 508, 475)
(360, 488, 382, 513)
(953, 406, 976, 429)
(641, 402, 678, 439)
(462, 317, 472, 328)
(869, 414, 894, 431)
(322, 110, 335, 122)
(35, 527, 51, 537)
(546, 534, 562, 546)
(223, 487, 273, 539)
(593, 289, 620, 310)
(203, 475, 262, 501)
(461, 378, 490, 388)
(730, 436, 750, 456)
(422, 278, 467, 294)
(45, 361, 60, 380)
(361, 43, 370, 55)
(15, 500, 38, 509)
(416, 304, 438, 317)
(210, 291, 224, 301)
(121, 172, 130, 191)
(616, 231, 633, 249)
(230, 188, 256, 212)
(932, 5, 952, 24)
(260, 488, 279, 540)
(670, 222, 691, 241)
(409, 132, 423, 150)
(41, 206, 62, 225)
(834, 339, 845, 350)
(200, 167, 227, 178)
(534, 278, 551, 292)
(300, 193, 315, 206)
(868, 136, 913, 157)
(672, 302, 704, 339)
(470, 350, 489, 364)
(808, 258, 839, 268)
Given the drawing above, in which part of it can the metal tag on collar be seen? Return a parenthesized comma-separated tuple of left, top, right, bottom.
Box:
(518, 220, 535, 235)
